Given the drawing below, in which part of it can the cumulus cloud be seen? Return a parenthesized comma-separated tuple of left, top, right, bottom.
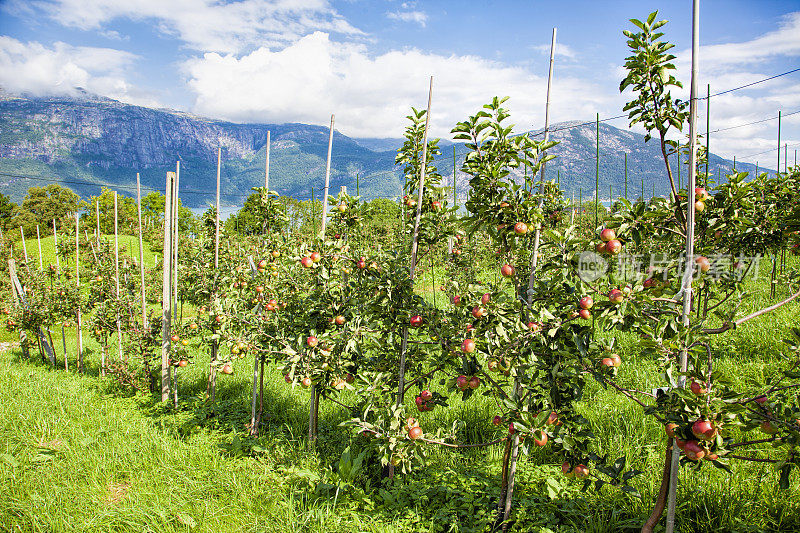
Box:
(0, 37, 160, 106)
(531, 42, 576, 59)
(184, 31, 610, 138)
(12, 0, 363, 54)
(386, 10, 427, 27)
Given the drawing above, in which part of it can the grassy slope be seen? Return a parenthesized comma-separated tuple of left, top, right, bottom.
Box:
(1, 246, 800, 532)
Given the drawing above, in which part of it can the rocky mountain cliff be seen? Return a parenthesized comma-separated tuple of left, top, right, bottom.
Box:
(0, 91, 758, 208)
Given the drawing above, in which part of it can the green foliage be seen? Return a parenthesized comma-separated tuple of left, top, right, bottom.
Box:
(11, 184, 79, 236)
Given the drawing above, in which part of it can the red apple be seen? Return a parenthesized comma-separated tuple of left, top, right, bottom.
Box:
(561, 462, 573, 477)
(420, 390, 432, 401)
(301, 377, 312, 388)
(306, 336, 319, 348)
(527, 321, 542, 332)
(500, 264, 515, 277)
(579, 296, 593, 310)
(334, 315, 345, 326)
(310, 251, 322, 263)
(432, 200, 442, 211)
(573, 464, 589, 478)
(472, 306, 485, 319)
(300, 256, 313, 268)
(481, 293, 491, 305)
(513, 222, 528, 235)
(692, 419, 716, 441)
(695, 256, 711, 273)
(665, 423, 679, 438)
(456, 375, 469, 390)
(461, 338, 476, 353)
(410, 315, 423, 327)
(608, 289, 624, 304)
(468, 376, 481, 389)
(601, 357, 615, 367)
(221, 363, 233, 375)
(595, 242, 607, 254)
(609, 354, 622, 367)
(356, 260, 366, 270)
(533, 432, 548, 447)
(683, 440, 705, 460)
(605, 239, 622, 254)
(452, 295, 462, 306)
(600, 228, 616, 242)
(257, 259, 268, 269)
(408, 426, 423, 440)
(695, 187, 709, 201)
(579, 309, 591, 320)
(695, 200, 705, 213)
(493, 415, 502, 426)
(690, 380, 707, 395)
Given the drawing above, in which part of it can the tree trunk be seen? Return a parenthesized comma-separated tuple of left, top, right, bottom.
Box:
(641, 439, 674, 533)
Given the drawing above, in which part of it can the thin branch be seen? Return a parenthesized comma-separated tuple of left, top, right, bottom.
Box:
(703, 288, 800, 334)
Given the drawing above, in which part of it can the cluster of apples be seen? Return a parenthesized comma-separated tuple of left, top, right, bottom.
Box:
(574, 296, 593, 320)
(414, 390, 434, 411)
(595, 228, 622, 255)
(451, 232, 465, 256)
(665, 418, 720, 461)
(694, 187, 710, 212)
(405, 417, 423, 440)
(456, 374, 481, 391)
(299, 251, 322, 268)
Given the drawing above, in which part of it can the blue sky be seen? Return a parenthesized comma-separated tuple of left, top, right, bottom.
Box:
(1, 0, 798, 168)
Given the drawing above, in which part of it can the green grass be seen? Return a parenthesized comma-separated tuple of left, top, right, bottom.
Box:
(2, 253, 800, 532)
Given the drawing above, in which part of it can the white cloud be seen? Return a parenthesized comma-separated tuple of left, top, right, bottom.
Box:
(0, 37, 159, 106)
(531, 42, 576, 59)
(16, 0, 363, 54)
(386, 10, 427, 27)
(184, 31, 610, 138)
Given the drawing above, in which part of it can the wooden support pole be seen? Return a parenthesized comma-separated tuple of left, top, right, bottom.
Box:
(53, 219, 59, 273)
(95, 200, 100, 245)
(36, 226, 43, 270)
(398, 75, 433, 403)
(172, 162, 180, 323)
(210, 147, 221, 402)
(114, 192, 123, 362)
(595, 112, 600, 228)
(507, 28, 557, 528)
(320, 115, 335, 238)
(20, 227, 29, 271)
(75, 212, 83, 373)
(136, 174, 147, 332)
(265, 131, 271, 189)
(666, 2, 699, 531)
(161, 172, 175, 403)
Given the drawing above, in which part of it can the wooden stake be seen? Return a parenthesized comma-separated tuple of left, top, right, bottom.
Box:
(666, 2, 699, 531)
(114, 192, 123, 362)
(136, 174, 147, 332)
(53, 219, 59, 273)
(265, 131, 271, 190)
(398, 75, 433, 407)
(75, 212, 83, 373)
(20, 227, 29, 271)
(209, 147, 221, 402)
(508, 28, 557, 528)
(173, 162, 180, 323)
(95, 199, 100, 245)
(319, 115, 335, 238)
(161, 172, 175, 402)
(36, 225, 43, 270)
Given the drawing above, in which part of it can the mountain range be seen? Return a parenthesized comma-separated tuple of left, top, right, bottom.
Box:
(0, 90, 762, 209)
